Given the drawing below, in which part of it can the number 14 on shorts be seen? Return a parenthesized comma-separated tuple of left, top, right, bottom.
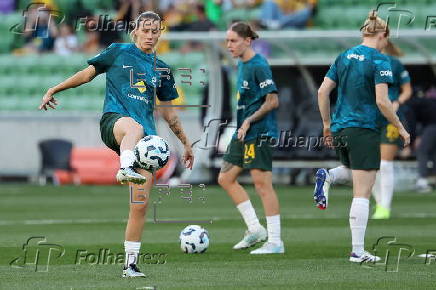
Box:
(244, 143, 255, 161)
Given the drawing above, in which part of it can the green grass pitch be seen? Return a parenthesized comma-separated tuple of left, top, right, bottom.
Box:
(0, 184, 435, 289)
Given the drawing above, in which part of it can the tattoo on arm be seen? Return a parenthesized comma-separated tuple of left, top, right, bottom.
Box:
(220, 161, 234, 173)
(167, 115, 189, 146)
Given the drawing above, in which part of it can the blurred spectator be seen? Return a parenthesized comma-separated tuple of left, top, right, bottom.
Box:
(23, 3, 59, 53)
(158, 0, 190, 13)
(227, 0, 261, 9)
(180, 3, 216, 53)
(0, 0, 15, 14)
(221, 0, 261, 26)
(260, 0, 314, 29)
(116, 0, 143, 24)
(163, 4, 185, 28)
(81, 15, 100, 54)
(186, 3, 216, 31)
(405, 92, 436, 192)
(204, 0, 223, 26)
(69, 0, 93, 27)
(54, 23, 79, 55)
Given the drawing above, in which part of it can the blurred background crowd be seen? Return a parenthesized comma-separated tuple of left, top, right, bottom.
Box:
(0, 0, 317, 55)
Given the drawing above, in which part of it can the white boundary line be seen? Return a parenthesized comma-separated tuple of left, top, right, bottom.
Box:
(1, 212, 436, 226)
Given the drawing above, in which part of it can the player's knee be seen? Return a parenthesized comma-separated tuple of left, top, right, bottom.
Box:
(217, 174, 228, 187)
(129, 122, 144, 138)
(218, 173, 234, 188)
(253, 180, 271, 197)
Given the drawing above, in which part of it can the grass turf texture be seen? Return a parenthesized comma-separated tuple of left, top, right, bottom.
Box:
(0, 184, 435, 289)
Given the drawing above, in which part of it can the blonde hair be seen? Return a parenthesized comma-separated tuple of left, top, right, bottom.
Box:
(130, 11, 161, 42)
(360, 10, 389, 37)
(383, 40, 404, 57)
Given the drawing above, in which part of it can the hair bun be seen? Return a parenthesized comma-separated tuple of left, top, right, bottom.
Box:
(369, 10, 377, 20)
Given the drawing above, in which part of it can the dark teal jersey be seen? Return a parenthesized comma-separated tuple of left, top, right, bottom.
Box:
(386, 55, 410, 102)
(326, 45, 393, 132)
(87, 43, 178, 136)
(234, 54, 278, 141)
(379, 55, 411, 125)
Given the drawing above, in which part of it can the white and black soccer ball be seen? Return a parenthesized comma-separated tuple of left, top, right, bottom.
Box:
(134, 135, 170, 171)
(179, 225, 209, 254)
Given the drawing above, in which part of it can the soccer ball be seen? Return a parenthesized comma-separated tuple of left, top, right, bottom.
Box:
(134, 135, 170, 171)
(179, 225, 209, 254)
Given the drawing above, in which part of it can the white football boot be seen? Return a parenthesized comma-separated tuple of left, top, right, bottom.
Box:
(233, 226, 267, 250)
(250, 241, 285, 254)
(349, 251, 381, 263)
(116, 167, 146, 185)
(122, 263, 146, 278)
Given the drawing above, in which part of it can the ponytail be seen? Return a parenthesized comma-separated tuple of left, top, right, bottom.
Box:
(383, 40, 404, 57)
(360, 10, 389, 37)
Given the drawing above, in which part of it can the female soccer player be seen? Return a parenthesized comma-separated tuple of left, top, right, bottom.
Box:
(218, 22, 283, 254)
(315, 10, 410, 262)
(372, 41, 412, 219)
(39, 11, 194, 277)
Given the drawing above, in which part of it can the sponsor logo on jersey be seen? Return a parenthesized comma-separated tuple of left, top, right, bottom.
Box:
(346, 54, 365, 61)
(237, 105, 246, 110)
(128, 93, 149, 103)
(380, 70, 393, 77)
(241, 80, 250, 89)
(401, 70, 409, 79)
(259, 79, 274, 89)
(134, 81, 147, 93)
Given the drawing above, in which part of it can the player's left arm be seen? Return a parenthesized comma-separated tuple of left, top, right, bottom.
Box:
(237, 93, 279, 140)
(158, 102, 194, 169)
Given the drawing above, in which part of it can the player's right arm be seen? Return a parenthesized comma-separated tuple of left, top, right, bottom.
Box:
(318, 58, 338, 148)
(318, 77, 336, 148)
(39, 65, 97, 110)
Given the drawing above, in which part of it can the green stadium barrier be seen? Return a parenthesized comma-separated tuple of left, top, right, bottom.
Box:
(0, 51, 205, 111)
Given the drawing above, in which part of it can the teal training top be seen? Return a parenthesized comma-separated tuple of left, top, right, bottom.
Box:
(88, 43, 178, 136)
(234, 53, 279, 141)
(326, 44, 393, 132)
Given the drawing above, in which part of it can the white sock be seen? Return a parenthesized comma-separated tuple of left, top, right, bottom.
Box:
(349, 197, 369, 256)
(120, 150, 136, 168)
(266, 215, 281, 244)
(379, 160, 394, 210)
(124, 240, 141, 267)
(236, 200, 261, 232)
(328, 166, 352, 184)
(372, 170, 382, 205)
